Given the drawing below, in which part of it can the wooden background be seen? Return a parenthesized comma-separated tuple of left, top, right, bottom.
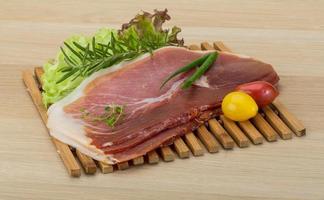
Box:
(1, 0, 324, 199)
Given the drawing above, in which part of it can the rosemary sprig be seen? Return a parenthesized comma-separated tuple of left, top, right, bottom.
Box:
(57, 35, 141, 84)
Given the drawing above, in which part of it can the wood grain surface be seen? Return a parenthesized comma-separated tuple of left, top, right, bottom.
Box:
(0, 1, 324, 199)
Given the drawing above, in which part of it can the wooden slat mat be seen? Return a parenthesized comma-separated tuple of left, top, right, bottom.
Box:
(22, 42, 306, 177)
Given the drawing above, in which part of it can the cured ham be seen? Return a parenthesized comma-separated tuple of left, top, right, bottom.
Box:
(47, 47, 279, 164)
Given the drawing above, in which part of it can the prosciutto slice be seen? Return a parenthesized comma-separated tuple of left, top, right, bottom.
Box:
(47, 47, 279, 163)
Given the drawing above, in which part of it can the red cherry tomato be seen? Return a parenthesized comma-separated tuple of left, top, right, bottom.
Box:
(235, 81, 279, 107)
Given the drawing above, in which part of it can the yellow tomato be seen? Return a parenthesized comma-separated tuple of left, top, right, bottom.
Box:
(222, 91, 258, 121)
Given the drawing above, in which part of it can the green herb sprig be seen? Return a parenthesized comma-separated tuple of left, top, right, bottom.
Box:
(102, 104, 124, 127)
(80, 104, 125, 128)
(160, 52, 218, 89)
(57, 35, 140, 84)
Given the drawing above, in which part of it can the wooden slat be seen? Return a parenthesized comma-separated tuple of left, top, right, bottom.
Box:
(196, 125, 219, 153)
(173, 137, 190, 158)
(251, 113, 278, 142)
(147, 150, 159, 164)
(97, 161, 113, 174)
(160, 146, 175, 162)
(22, 70, 48, 122)
(184, 132, 204, 156)
(201, 42, 214, 50)
(51, 139, 81, 177)
(75, 150, 97, 174)
(132, 156, 144, 166)
(262, 106, 293, 140)
(208, 118, 235, 149)
(272, 99, 306, 136)
(117, 162, 129, 170)
(213, 41, 232, 52)
(34, 67, 44, 86)
(220, 115, 249, 148)
(188, 44, 200, 50)
(23, 70, 81, 177)
(238, 120, 263, 145)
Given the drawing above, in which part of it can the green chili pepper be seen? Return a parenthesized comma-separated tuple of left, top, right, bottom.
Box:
(160, 53, 211, 89)
(181, 52, 218, 89)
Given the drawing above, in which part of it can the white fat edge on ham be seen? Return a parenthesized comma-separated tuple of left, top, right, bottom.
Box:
(46, 46, 217, 164)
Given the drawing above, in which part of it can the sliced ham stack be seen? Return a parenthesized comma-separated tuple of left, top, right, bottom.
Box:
(47, 47, 279, 164)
